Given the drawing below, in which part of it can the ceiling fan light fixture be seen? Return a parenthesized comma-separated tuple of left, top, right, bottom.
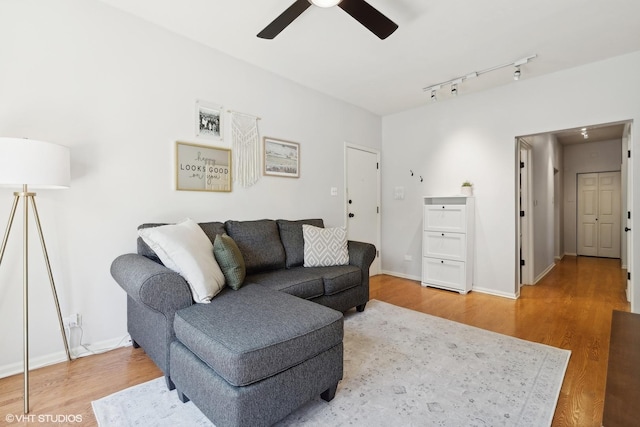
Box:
(310, 0, 341, 8)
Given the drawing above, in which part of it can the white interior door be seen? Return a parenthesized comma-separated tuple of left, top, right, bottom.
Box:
(623, 123, 633, 305)
(577, 172, 621, 258)
(578, 173, 599, 256)
(519, 140, 534, 286)
(597, 172, 621, 258)
(345, 144, 380, 275)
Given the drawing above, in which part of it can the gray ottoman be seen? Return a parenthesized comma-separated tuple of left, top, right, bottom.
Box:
(170, 284, 344, 427)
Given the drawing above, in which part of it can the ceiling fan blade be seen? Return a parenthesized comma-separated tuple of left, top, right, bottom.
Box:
(257, 0, 312, 39)
(338, 0, 398, 39)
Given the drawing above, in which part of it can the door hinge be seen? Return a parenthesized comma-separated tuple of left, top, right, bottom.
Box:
(520, 161, 525, 168)
(629, 211, 631, 220)
(376, 162, 379, 170)
(376, 250, 380, 258)
(628, 272, 631, 281)
(520, 211, 525, 217)
(628, 150, 631, 158)
(377, 206, 379, 214)
(520, 259, 526, 266)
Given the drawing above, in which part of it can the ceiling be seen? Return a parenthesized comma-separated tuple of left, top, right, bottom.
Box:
(554, 123, 627, 145)
(98, 0, 640, 116)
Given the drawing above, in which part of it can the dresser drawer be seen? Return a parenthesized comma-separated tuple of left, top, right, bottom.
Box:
(423, 231, 466, 261)
(424, 205, 467, 232)
(422, 257, 466, 292)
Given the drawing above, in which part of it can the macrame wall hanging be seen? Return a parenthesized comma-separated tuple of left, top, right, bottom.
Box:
(230, 111, 261, 188)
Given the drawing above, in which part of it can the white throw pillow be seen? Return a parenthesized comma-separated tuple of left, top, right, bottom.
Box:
(138, 218, 225, 303)
(303, 224, 349, 267)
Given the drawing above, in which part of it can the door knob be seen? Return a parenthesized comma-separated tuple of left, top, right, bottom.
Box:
(348, 213, 355, 218)
(625, 227, 631, 232)
(348, 199, 353, 204)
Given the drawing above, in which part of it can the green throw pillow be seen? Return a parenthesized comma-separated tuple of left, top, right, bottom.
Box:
(213, 233, 246, 290)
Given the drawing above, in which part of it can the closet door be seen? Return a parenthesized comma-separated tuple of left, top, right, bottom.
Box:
(577, 172, 621, 258)
(597, 172, 621, 258)
(578, 173, 599, 256)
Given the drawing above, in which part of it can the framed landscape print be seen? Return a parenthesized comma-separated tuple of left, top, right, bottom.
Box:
(263, 137, 300, 178)
(195, 100, 223, 140)
(176, 141, 231, 192)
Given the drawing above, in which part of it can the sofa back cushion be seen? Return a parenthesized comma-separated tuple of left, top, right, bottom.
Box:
(276, 219, 324, 268)
(137, 221, 225, 262)
(224, 220, 286, 274)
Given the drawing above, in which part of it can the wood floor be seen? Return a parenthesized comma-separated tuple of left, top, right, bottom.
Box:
(0, 256, 629, 426)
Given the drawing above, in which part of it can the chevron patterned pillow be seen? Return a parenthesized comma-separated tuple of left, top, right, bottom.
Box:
(302, 224, 349, 267)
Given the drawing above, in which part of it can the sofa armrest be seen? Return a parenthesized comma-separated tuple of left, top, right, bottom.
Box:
(347, 240, 376, 273)
(111, 253, 193, 315)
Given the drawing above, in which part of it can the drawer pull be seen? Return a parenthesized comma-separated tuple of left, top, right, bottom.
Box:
(441, 260, 444, 264)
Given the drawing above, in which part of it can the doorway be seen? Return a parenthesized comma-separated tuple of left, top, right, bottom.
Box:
(515, 121, 633, 299)
(345, 143, 380, 275)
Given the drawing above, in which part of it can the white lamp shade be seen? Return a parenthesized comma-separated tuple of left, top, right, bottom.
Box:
(310, 0, 341, 7)
(0, 137, 70, 189)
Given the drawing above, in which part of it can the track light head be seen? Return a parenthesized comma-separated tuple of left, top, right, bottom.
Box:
(451, 84, 458, 96)
(430, 90, 437, 101)
(513, 66, 521, 81)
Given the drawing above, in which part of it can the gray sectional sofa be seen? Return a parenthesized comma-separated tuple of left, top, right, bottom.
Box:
(110, 218, 376, 426)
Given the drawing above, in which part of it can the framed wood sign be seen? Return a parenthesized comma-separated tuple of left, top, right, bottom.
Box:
(176, 141, 231, 192)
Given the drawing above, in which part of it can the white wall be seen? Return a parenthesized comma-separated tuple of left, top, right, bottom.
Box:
(0, 0, 381, 374)
(530, 134, 561, 282)
(563, 139, 623, 255)
(382, 51, 640, 304)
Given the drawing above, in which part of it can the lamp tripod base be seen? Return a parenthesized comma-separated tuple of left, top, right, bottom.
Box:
(0, 186, 71, 414)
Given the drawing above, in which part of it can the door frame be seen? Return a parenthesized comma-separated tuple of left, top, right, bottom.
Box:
(344, 143, 381, 275)
(517, 138, 534, 287)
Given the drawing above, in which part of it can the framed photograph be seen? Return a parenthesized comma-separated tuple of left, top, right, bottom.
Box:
(263, 137, 300, 178)
(176, 141, 231, 192)
(196, 100, 223, 140)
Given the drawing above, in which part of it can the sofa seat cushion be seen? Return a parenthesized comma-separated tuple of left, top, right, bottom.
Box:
(311, 265, 362, 296)
(173, 284, 343, 387)
(246, 268, 324, 300)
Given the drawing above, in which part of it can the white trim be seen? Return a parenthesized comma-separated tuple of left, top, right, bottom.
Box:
(381, 270, 421, 282)
(534, 263, 556, 285)
(0, 334, 131, 379)
(472, 286, 519, 300)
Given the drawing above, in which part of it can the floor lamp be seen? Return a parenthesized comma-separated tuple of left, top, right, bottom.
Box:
(0, 137, 71, 414)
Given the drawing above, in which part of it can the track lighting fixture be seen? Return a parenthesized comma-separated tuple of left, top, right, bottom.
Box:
(423, 54, 536, 100)
(581, 128, 589, 139)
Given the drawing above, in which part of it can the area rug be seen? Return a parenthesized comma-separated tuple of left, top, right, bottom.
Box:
(93, 300, 570, 426)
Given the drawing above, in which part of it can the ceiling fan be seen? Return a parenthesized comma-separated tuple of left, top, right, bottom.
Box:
(258, 0, 398, 40)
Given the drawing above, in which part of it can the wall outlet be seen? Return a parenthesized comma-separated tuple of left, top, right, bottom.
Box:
(63, 313, 81, 328)
(404, 255, 413, 262)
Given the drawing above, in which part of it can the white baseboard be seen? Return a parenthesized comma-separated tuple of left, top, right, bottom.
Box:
(471, 286, 518, 300)
(534, 263, 556, 284)
(380, 270, 421, 282)
(564, 252, 578, 257)
(0, 334, 131, 379)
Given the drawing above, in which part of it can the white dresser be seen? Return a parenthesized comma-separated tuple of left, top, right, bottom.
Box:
(421, 196, 475, 294)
